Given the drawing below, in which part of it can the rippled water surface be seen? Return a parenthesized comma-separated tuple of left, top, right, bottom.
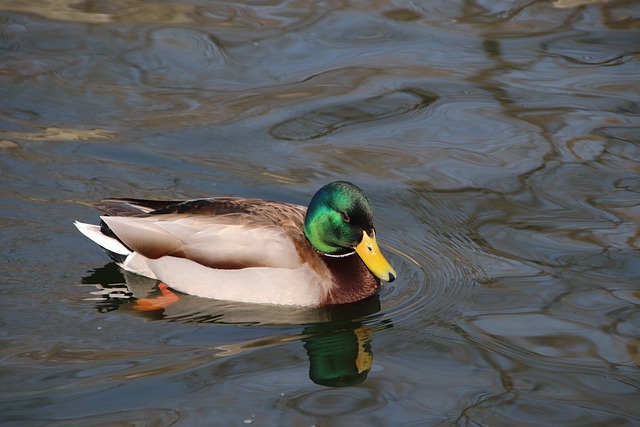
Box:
(2, 0, 640, 425)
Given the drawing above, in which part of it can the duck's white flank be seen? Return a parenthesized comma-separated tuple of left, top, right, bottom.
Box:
(73, 220, 328, 306)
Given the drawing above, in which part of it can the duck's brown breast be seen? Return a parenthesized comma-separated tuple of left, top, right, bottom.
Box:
(320, 254, 380, 306)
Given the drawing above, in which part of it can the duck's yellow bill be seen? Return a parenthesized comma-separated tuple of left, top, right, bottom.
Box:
(355, 230, 397, 282)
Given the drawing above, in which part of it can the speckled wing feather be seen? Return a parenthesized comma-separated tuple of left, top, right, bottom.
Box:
(96, 197, 310, 271)
(94, 198, 185, 216)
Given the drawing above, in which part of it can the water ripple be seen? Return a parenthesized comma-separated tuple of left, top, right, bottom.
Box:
(269, 88, 438, 141)
(123, 27, 227, 89)
(284, 387, 385, 416)
(309, 11, 427, 46)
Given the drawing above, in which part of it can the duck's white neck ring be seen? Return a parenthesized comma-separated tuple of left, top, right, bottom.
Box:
(303, 232, 357, 258)
(321, 250, 357, 258)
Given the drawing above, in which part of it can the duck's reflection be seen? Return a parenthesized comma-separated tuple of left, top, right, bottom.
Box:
(303, 322, 374, 387)
(81, 263, 391, 387)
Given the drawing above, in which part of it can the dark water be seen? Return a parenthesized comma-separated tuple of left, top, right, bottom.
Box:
(2, 0, 640, 425)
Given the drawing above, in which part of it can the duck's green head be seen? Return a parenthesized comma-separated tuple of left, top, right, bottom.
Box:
(303, 181, 396, 282)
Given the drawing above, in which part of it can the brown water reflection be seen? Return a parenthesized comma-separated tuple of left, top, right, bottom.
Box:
(1, 0, 639, 425)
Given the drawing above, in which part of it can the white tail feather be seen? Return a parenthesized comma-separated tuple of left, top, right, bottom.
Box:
(74, 221, 131, 256)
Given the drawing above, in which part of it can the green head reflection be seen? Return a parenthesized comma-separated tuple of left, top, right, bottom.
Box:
(303, 324, 374, 387)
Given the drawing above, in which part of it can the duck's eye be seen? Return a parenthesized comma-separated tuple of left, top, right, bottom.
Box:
(341, 212, 350, 223)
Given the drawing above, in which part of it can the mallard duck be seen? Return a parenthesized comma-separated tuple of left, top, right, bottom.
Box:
(74, 181, 396, 306)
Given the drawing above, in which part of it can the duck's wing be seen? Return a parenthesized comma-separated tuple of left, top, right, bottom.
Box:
(94, 198, 183, 216)
(98, 198, 309, 271)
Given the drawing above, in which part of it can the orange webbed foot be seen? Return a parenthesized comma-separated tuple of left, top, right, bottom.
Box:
(135, 283, 179, 311)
